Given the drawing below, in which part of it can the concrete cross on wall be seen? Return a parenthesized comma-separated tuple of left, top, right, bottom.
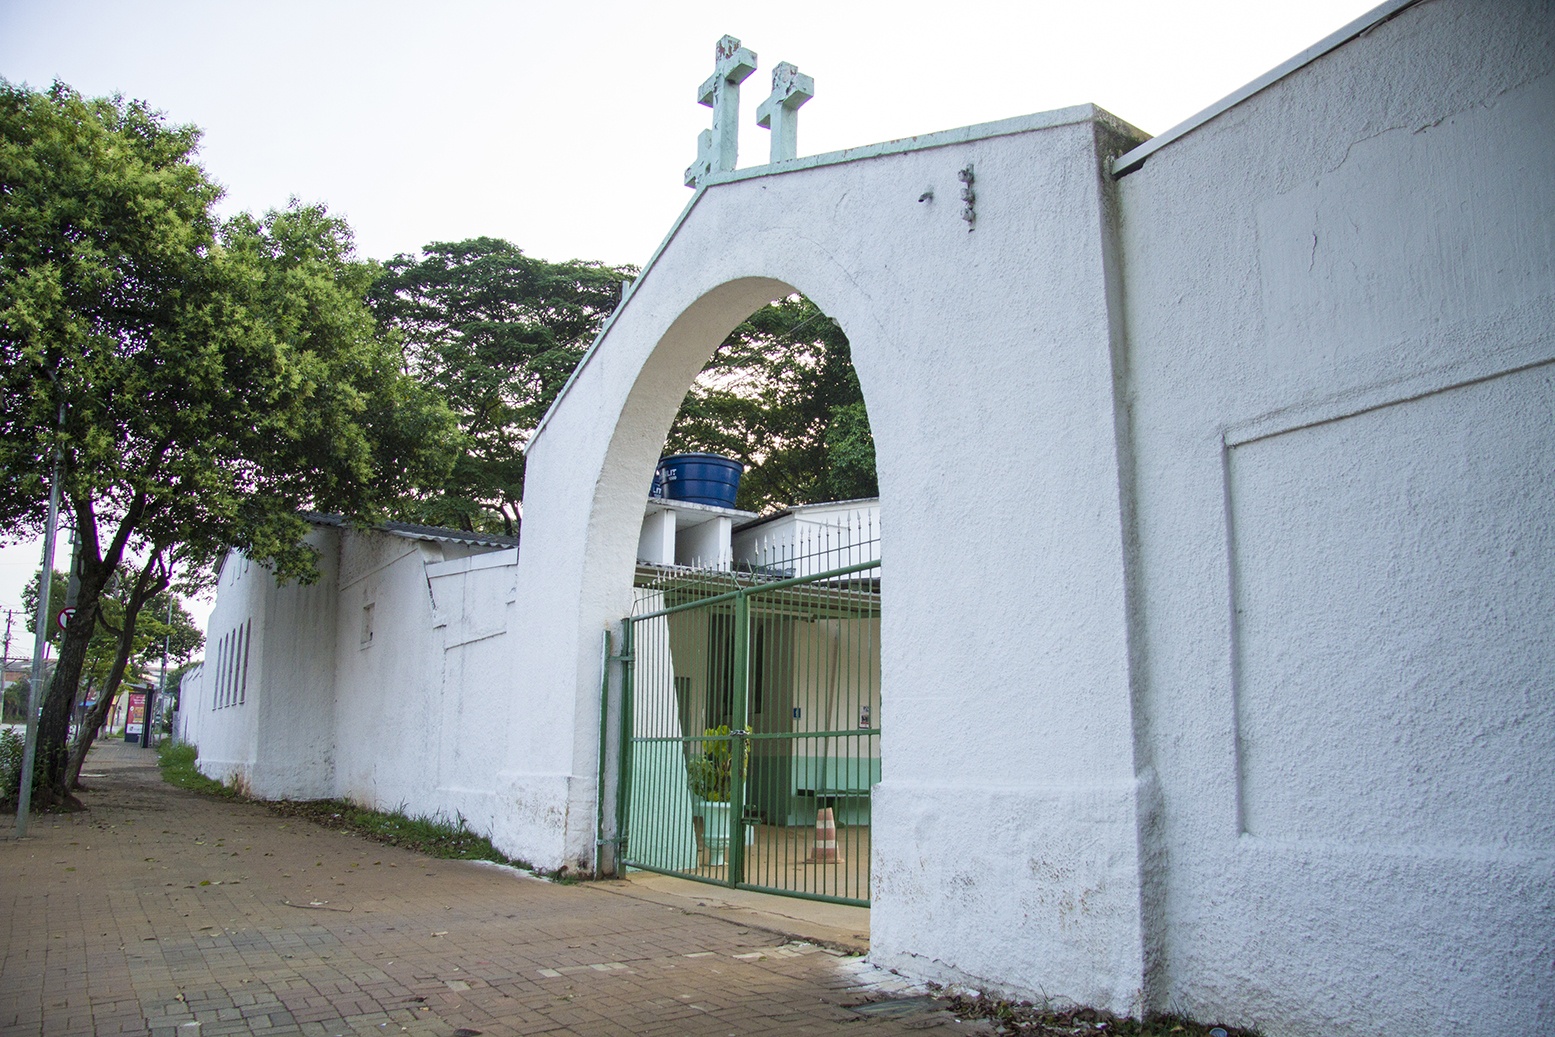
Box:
(756, 62, 814, 164)
(684, 35, 758, 188)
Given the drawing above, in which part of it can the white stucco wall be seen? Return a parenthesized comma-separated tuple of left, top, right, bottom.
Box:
(173, 661, 204, 746)
(517, 103, 1154, 1009)
(1114, 2, 1555, 1033)
(319, 533, 524, 838)
(330, 532, 445, 812)
(183, 552, 267, 788)
(184, 530, 529, 846)
(732, 501, 880, 575)
(250, 536, 339, 798)
(182, 538, 340, 798)
(423, 548, 525, 841)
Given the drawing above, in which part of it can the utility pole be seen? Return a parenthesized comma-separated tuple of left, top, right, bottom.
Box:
(1, 609, 13, 723)
(2, 609, 12, 724)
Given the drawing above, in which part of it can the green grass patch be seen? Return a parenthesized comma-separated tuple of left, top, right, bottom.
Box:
(265, 798, 533, 869)
(156, 741, 533, 870)
(156, 741, 241, 798)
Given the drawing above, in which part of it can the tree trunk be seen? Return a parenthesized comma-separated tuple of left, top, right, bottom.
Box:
(33, 570, 104, 809)
(31, 494, 144, 809)
(66, 558, 164, 791)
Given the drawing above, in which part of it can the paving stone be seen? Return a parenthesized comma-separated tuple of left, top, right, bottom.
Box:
(0, 741, 973, 1037)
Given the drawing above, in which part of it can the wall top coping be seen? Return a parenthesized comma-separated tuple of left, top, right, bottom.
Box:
(698, 103, 1143, 188)
(734, 497, 880, 534)
(300, 512, 521, 550)
(1111, 0, 1421, 176)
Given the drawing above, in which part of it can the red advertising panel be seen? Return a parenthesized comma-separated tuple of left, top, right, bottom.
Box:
(127, 691, 146, 736)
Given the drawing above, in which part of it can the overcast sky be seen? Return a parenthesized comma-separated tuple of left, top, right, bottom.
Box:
(0, 0, 1381, 634)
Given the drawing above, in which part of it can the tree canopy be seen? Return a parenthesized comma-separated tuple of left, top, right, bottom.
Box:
(0, 80, 457, 804)
(667, 294, 877, 513)
(369, 252, 879, 521)
(368, 238, 635, 534)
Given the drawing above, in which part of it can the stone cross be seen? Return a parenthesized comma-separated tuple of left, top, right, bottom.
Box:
(684, 35, 758, 188)
(755, 62, 814, 164)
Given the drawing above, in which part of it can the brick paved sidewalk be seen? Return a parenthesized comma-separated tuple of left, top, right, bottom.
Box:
(0, 741, 972, 1037)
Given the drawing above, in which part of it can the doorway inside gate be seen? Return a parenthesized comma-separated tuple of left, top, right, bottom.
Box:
(614, 509, 879, 906)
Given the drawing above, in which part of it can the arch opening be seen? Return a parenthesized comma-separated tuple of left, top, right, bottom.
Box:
(610, 286, 883, 906)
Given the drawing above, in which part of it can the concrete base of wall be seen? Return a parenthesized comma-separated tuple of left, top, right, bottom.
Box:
(870, 778, 1151, 1016)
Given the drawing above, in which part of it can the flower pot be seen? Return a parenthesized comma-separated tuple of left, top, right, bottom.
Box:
(692, 799, 732, 865)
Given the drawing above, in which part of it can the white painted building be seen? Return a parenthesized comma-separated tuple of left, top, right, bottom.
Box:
(181, 3, 1552, 1033)
(732, 499, 879, 577)
(177, 518, 523, 835)
(637, 496, 756, 570)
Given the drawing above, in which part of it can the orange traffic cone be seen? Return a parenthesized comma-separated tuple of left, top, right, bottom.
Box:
(809, 807, 843, 862)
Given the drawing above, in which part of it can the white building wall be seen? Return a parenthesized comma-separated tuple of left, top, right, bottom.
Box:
(185, 552, 266, 788)
(514, 1, 1551, 1029)
(183, 530, 526, 830)
(249, 532, 339, 798)
(184, 537, 339, 799)
(173, 661, 204, 746)
(733, 501, 880, 575)
(1115, 3, 1555, 1033)
(424, 549, 524, 846)
(673, 515, 732, 569)
(330, 531, 444, 812)
(323, 533, 522, 837)
(636, 508, 675, 566)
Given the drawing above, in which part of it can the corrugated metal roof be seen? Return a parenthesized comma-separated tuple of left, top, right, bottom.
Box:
(300, 513, 520, 550)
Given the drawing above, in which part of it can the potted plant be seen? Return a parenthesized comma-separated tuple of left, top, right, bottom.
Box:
(687, 725, 743, 864)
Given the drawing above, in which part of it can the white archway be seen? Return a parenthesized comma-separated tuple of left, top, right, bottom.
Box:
(500, 107, 1152, 1013)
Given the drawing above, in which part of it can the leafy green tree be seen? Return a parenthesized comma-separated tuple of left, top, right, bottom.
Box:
(2, 679, 26, 725)
(368, 238, 636, 534)
(0, 81, 457, 807)
(369, 245, 873, 523)
(667, 294, 877, 513)
(143, 589, 204, 668)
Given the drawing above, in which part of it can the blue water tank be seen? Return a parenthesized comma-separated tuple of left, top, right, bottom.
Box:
(655, 453, 743, 508)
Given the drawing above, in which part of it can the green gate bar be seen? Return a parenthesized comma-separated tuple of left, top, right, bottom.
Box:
(613, 551, 880, 907)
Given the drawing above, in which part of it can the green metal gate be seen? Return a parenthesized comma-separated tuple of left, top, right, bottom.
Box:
(611, 541, 880, 906)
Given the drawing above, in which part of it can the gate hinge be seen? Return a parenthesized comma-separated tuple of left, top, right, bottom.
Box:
(609, 653, 634, 663)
